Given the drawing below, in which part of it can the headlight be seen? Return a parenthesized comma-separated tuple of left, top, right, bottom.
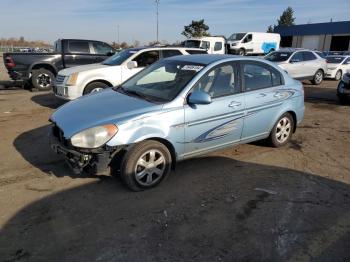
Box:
(71, 124, 118, 148)
(231, 43, 237, 46)
(66, 72, 79, 86)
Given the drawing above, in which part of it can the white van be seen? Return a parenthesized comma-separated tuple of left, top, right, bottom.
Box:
(227, 32, 280, 55)
(184, 36, 226, 54)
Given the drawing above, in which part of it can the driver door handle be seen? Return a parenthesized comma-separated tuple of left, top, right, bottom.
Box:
(228, 101, 242, 108)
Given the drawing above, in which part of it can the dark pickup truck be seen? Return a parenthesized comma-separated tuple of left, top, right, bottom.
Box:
(3, 39, 115, 90)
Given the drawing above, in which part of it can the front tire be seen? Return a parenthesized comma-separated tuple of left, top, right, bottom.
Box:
(83, 82, 108, 95)
(267, 113, 294, 147)
(311, 69, 323, 85)
(238, 48, 246, 56)
(119, 140, 172, 191)
(335, 70, 342, 81)
(31, 68, 55, 91)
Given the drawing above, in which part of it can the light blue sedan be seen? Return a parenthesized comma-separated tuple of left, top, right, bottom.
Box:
(50, 55, 304, 191)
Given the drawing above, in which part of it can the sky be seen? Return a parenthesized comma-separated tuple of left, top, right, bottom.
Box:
(0, 0, 349, 45)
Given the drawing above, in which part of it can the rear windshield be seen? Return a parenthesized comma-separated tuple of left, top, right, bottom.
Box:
(326, 56, 345, 64)
(184, 40, 201, 48)
(102, 49, 135, 65)
(265, 52, 292, 62)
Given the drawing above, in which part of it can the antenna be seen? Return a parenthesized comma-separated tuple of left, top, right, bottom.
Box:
(155, 0, 160, 43)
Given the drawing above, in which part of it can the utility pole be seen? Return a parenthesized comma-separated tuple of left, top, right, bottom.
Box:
(155, 0, 160, 43)
(117, 25, 120, 46)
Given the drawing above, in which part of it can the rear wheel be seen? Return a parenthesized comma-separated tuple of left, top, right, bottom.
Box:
(311, 70, 323, 85)
(83, 82, 109, 95)
(335, 70, 342, 81)
(267, 113, 294, 147)
(119, 140, 172, 191)
(31, 68, 55, 91)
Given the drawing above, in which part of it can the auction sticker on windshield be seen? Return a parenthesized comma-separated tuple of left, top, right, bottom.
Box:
(182, 65, 204, 72)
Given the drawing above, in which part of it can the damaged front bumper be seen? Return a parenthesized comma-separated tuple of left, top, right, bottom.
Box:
(49, 125, 116, 176)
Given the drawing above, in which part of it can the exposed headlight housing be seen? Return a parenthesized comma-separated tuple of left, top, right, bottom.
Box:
(71, 124, 118, 148)
(66, 72, 79, 86)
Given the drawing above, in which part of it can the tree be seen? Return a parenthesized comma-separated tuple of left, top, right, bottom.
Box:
(277, 7, 295, 26)
(266, 25, 275, 33)
(181, 19, 210, 38)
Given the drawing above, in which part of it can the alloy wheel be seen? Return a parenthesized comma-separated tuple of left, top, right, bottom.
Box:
(275, 117, 291, 143)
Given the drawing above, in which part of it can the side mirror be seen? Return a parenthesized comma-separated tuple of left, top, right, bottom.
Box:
(188, 91, 212, 105)
(106, 51, 115, 56)
(127, 61, 138, 69)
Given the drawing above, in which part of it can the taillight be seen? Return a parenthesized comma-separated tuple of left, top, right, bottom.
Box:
(5, 56, 15, 69)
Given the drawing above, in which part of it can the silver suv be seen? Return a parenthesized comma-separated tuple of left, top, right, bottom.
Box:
(265, 48, 327, 85)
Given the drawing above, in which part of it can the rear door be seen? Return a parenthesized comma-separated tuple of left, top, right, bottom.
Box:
(241, 61, 285, 140)
(63, 40, 96, 68)
(184, 62, 245, 157)
(301, 51, 318, 77)
(121, 50, 160, 82)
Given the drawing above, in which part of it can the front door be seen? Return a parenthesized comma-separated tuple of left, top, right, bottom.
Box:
(287, 51, 305, 78)
(184, 62, 245, 158)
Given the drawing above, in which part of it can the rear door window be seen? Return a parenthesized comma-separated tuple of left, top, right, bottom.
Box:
(290, 52, 304, 62)
(68, 41, 90, 54)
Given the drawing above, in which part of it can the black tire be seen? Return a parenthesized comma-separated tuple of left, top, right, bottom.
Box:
(267, 113, 294, 148)
(119, 140, 172, 191)
(311, 69, 323, 85)
(238, 48, 246, 56)
(338, 95, 349, 105)
(31, 68, 55, 91)
(83, 82, 109, 95)
(335, 70, 342, 81)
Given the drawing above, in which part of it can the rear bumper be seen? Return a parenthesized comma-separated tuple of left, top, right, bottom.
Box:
(7, 70, 30, 81)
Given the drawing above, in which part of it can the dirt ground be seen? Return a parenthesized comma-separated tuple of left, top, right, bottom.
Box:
(0, 80, 350, 261)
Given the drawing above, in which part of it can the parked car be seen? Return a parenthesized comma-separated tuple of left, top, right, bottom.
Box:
(183, 36, 226, 54)
(325, 55, 350, 80)
(337, 72, 350, 104)
(3, 39, 115, 90)
(226, 32, 280, 55)
(50, 54, 304, 191)
(265, 48, 327, 85)
(53, 46, 208, 100)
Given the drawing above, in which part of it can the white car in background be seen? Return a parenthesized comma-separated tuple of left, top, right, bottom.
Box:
(53, 47, 207, 100)
(325, 55, 350, 81)
(265, 48, 327, 85)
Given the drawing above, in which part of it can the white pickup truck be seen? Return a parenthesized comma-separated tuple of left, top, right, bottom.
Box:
(53, 46, 207, 100)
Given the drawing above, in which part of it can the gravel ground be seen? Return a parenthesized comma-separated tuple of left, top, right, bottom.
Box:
(0, 80, 349, 261)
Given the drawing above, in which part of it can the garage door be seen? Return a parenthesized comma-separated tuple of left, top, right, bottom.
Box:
(301, 36, 319, 50)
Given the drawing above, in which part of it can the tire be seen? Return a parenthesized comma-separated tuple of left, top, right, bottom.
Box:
(268, 48, 275, 54)
(119, 140, 172, 191)
(31, 68, 55, 91)
(335, 70, 342, 81)
(83, 82, 109, 95)
(311, 69, 324, 85)
(267, 113, 294, 148)
(338, 95, 349, 105)
(238, 48, 246, 56)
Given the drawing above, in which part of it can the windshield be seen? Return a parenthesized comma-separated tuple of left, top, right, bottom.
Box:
(265, 51, 293, 62)
(228, 33, 246, 41)
(102, 49, 135, 65)
(326, 56, 345, 64)
(115, 60, 205, 103)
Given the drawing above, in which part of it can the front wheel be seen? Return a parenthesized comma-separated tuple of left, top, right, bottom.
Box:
(119, 140, 172, 191)
(31, 68, 55, 91)
(238, 48, 246, 56)
(335, 70, 342, 81)
(83, 82, 108, 95)
(267, 113, 294, 147)
(311, 70, 323, 85)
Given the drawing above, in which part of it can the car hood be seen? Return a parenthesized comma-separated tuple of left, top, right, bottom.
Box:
(51, 88, 162, 138)
(59, 63, 113, 76)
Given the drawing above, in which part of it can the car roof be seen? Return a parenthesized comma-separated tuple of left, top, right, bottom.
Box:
(126, 46, 205, 52)
(165, 54, 241, 65)
(277, 48, 310, 52)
